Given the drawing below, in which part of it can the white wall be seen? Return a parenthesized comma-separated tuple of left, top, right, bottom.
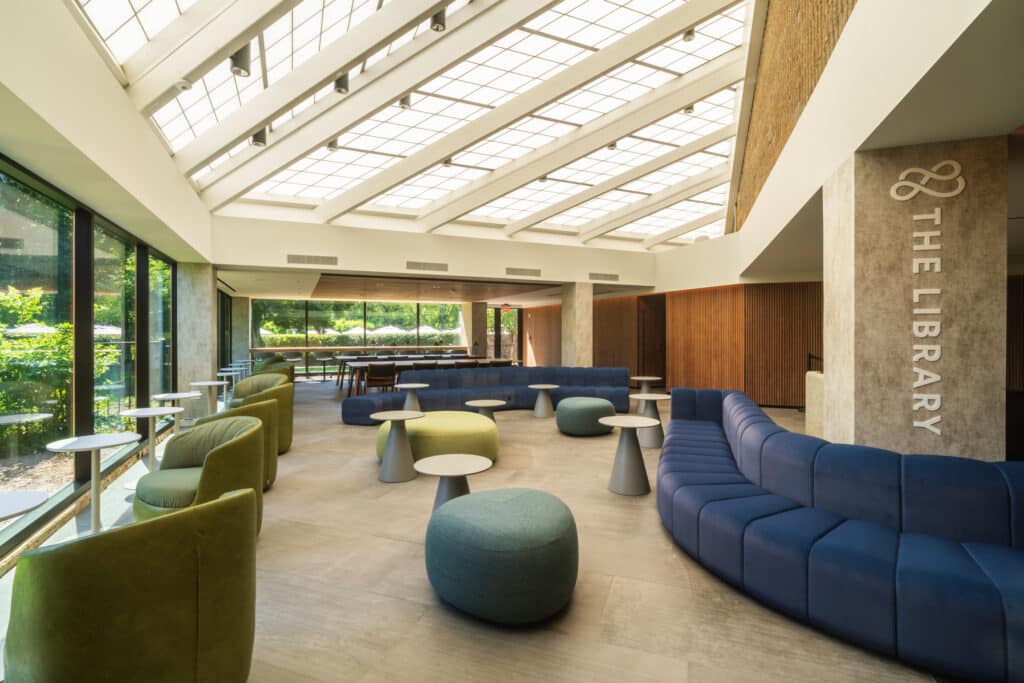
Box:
(0, 1, 212, 262)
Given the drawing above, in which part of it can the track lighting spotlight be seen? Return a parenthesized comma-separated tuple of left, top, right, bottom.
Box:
(334, 72, 349, 94)
(443, 157, 453, 167)
(327, 138, 341, 151)
(682, 28, 696, 42)
(399, 94, 412, 109)
(607, 141, 617, 150)
(683, 104, 695, 114)
(539, 174, 548, 183)
(230, 42, 252, 77)
(431, 8, 446, 31)
(251, 128, 267, 147)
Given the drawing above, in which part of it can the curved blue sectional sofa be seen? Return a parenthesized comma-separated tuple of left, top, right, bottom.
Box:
(341, 366, 629, 425)
(659, 388, 1024, 682)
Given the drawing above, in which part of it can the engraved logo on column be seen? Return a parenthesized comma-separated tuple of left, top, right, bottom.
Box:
(889, 160, 965, 201)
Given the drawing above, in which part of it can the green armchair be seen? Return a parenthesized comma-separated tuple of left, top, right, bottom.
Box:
(4, 490, 257, 683)
(197, 399, 279, 490)
(253, 353, 294, 381)
(134, 416, 264, 531)
(231, 374, 294, 454)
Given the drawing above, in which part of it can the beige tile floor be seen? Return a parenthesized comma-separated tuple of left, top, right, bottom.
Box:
(249, 382, 936, 682)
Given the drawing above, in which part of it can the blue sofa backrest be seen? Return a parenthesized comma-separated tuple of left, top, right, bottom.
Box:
(670, 387, 1024, 548)
(400, 366, 629, 389)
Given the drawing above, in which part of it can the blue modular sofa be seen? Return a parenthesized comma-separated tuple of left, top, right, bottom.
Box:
(659, 388, 1024, 683)
(341, 366, 629, 425)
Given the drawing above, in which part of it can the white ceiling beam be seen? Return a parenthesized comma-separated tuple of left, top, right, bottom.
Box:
(174, 0, 450, 176)
(642, 208, 727, 248)
(315, 0, 740, 223)
(198, 0, 557, 211)
(578, 163, 729, 243)
(127, 0, 300, 114)
(505, 124, 736, 236)
(416, 48, 745, 234)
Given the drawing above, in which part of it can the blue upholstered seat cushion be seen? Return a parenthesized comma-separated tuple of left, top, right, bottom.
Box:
(813, 444, 901, 529)
(964, 542, 1024, 682)
(698, 494, 799, 587)
(896, 533, 1005, 681)
(808, 520, 899, 655)
(668, 483, 767, 556)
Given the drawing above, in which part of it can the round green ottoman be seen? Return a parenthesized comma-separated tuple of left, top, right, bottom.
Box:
(376, 410, 499, 463)
(425, 488, 578, 624)
(555, 396, 616, 436)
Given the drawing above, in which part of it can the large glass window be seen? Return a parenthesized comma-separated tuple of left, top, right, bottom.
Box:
(148, 255, 173, 399)
(418, 303, 465, 348)
(0, 170, 74, 495)
(308, 301, 364, 347)
(93, 224, 135, 431)
(365, 302, 416, 348)
(251, 299, 306, 350)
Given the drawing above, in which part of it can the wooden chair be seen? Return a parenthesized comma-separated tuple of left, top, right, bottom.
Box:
(365, 363, 397, 393)
(455, 359, 479, 369)
(490, 359, 514, 367)
(345, 356, 376, 396)
(412, 361, 437, 370)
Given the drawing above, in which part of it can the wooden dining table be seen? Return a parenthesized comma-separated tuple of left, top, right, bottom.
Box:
(343, 358, 517, 396)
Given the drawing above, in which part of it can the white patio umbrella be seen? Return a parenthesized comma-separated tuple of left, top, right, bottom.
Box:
(367, 325, 405, 335)
(5, 323, 57, 336)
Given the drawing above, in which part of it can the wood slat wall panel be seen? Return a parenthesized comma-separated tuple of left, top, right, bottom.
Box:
(593, 296, 638, 375)
(1009, 275, 1024, 390)
(524, 304, 561, 366)
(743, 282, 824, 407)
(665, 286, 745, 391)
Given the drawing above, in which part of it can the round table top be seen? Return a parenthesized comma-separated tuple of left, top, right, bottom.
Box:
(47, 432, 141, 453)
(631, 376, 662, 382)
(599, 415, 661, 430)
(630, 393, 672, 401)
(190, 380, 229, 387)
(120, 406, 184, 418)
(465, 399, 507, 408)
(395, 383, 430, 390)
(528, 384, 559, 390)
(370, 410, 425, 422)
(217, 370, 240, 376)
(153, 391, 202, 401)
(414, 453, 493, 477)
(0, 490, 48, 522)
(0, 412, 53, 426)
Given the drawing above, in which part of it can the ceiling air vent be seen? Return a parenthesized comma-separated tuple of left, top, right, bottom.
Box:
(589, 272, 619, 282)
(287, 254, 338, 266)
(406, 260, 449, 272)
(506, 267, 541, 277)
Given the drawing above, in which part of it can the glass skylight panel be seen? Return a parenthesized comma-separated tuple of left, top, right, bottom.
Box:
(637, 2, 746, 75)
(553, 137, 674, 186)
(609, 182, 729, 236)
(77, 0, 197, 64)
(632, 87, 737, 147)
(668, 218, 727, 244)
(469, 178, 590, 222)
(544, 189, 642, 228)
(371, 163, 490, 211)
(255, 148, 403, 200)
(618, 147, 731, 195)
(151, 44, 264, 152)
(458, 117, 578, 171)
(525, 0, 684, 51)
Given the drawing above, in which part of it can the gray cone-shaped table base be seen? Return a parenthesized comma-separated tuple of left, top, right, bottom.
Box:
(530, 385, 558, 418)
(433, 475, 470, 510)
(637, 400, 665, 449)
(600, 416, 659, 496)
(372, 411, 424, 483)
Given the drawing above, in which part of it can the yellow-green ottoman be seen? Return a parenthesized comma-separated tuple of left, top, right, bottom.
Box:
(376, 411, 499, 463)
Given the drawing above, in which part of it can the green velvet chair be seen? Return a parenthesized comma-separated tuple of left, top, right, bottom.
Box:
(134, 416, 264, 531)
(4, 490, 257, 683)
(196, 399, 279, 490)
(253, 353, 294, 381)
(231, 374, 294, 454)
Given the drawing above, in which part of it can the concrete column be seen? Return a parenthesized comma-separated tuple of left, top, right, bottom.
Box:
(176, 263, 217, 419)
(561, 282, 593, 367)
(823, 137, 1007, 459)
(469, 302, 487, 357)
(231, 296, 250, 363)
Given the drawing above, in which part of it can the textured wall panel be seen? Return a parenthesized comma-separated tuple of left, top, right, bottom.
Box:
(665, 285, 745, 391)
(736, 0, 857, 229)
(593, 296, 638, 375)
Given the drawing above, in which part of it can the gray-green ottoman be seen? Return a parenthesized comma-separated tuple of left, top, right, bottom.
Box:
(424, 488, 578, 625)
(555, 396, 616, 436)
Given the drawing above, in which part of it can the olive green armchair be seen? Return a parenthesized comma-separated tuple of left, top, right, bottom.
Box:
(4, 490, 257, 683)
(253, 353, 294, 381)
(134, 416, 264, 531)
(196, 398, 279, 490)
(231, 374, 294, 454)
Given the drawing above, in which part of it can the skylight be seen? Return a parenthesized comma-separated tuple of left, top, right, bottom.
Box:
(608, 182, 730, 236)
(77, 0, 199, 64)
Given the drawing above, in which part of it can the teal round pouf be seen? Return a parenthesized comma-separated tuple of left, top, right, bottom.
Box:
(555, 396, 616, 436)
(424, 488, 578, 625)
